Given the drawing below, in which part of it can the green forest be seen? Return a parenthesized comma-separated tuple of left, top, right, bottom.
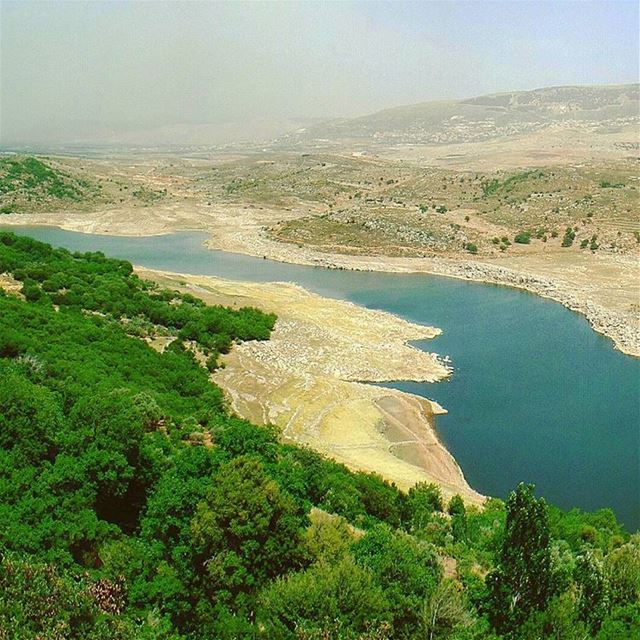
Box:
(0, 232, 638, 640)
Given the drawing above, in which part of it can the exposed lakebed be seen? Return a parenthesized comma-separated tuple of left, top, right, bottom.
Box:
(4, 226, 639, 530)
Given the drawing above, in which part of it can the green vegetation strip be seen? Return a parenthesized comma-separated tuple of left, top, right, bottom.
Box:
(481, 171, 545, 198)
(0, 232, 638, 639)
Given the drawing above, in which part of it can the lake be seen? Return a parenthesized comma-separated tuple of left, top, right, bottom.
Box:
(4, 226, 639, 530)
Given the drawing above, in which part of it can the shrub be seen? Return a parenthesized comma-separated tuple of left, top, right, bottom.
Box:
(561, 228, 576, 247)
(514, 231, 531, 244)
(464, 242, 478, 254)
(406, 482, 444, 528)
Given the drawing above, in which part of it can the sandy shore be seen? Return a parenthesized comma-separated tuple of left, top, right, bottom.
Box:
(137, 267, 484, 505)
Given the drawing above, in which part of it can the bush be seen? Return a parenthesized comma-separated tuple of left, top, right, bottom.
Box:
(464, 242, 478, 254)
(406, 482, 444, 528)
(448, 495, 466, 517)
(258, 557, 390, 637)
(353, 525, 440, 634)
(561, 227, 576, 247)
(514, 231, 531, 244)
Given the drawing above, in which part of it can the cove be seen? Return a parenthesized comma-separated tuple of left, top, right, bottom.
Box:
(4, 226, 639, 530)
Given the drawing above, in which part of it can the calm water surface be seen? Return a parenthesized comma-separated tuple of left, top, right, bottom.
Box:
(5, 226, 639, 530)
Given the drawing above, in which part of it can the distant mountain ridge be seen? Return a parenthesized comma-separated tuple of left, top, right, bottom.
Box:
(273, 83, 639, 149)
(1, 117, 322, 150)
(5, 84, 636, 152)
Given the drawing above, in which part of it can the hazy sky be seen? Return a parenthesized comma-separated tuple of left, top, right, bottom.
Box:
(1, 0, 638, 144)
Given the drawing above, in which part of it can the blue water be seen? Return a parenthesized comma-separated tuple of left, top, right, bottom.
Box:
(4, 226, 639, 530)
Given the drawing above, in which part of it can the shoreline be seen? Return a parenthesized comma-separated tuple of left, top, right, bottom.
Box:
(4, 218, 637, 506)
(203, 230, 640, 358)
(136, 267, 484, 505)
(2, 216, 637, 357)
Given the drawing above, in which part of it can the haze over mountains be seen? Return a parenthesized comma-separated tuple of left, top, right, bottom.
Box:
(6, 84, 636, 155)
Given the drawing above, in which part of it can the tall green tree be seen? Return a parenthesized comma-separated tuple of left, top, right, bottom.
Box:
(486, 483, 552, 635)
(575, 550, 610, 632)
(190, 456, 306, 606)
(448, 495, 467, 542)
